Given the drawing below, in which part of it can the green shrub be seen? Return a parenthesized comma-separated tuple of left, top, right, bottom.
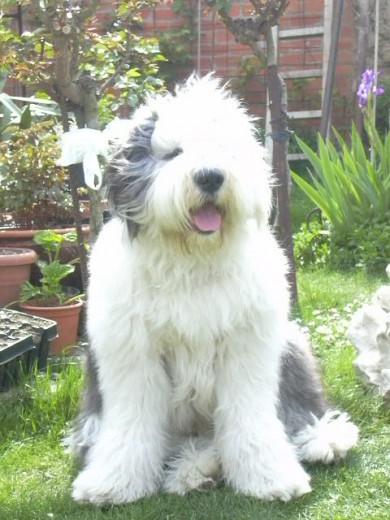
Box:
(331, 216, 390, 274)
(354, 217, 390, 272)
(293, 219, 330, 268)
(0, 120, 72, 228)
(328, 233, 357, 270)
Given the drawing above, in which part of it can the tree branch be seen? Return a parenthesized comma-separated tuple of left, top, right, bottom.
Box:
(205, 0, 289, 44)
(53, 33, 83, 105)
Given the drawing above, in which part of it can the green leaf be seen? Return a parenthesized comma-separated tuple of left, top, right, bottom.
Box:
(33, 230, 65, 254)
(19, 104, 32, 129)
(19, 281, 42, 303)
(291, 172, 331, 221)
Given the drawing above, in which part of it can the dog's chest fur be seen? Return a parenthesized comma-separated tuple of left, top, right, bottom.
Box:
(144, 266, 243, 433)
(143, 273, 235, 434)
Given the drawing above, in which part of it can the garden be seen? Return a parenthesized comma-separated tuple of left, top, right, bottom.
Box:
(1, 1, 390, 519)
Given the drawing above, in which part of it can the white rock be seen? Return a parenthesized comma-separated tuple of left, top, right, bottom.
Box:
(353, 350, 381, 385)
(346, 304, 387, 353)
(347, 273, 390, 404)
(379, 369, 390, 403)
(374, 286, 390, 312)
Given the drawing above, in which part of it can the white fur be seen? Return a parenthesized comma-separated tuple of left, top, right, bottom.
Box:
(293, 411, 359, 463)
(71, 76, 352, 505)
(164, 438, 221, 494)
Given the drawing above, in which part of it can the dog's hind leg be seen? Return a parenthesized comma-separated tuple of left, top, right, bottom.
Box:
(279, 323, 359, 464)
(164, 437, 221, 495)
(65, 349, 102, 464)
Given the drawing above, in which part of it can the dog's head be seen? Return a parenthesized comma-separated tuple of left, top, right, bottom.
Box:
(105, 75, 272, 248)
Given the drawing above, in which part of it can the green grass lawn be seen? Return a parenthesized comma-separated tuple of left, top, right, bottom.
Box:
(1, 268, 389, 519)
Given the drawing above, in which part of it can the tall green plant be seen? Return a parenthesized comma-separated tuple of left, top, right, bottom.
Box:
(291, 124, 390, 237)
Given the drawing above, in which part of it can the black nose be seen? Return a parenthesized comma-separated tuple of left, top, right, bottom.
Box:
(194, 169, 224, 193)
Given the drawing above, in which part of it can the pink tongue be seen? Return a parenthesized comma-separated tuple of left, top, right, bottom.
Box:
(192, 203, 222, 232)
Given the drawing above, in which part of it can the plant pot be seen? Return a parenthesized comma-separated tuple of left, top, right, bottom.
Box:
(0, 225, 89, 292)
(19, 299, 83, 355)
(0, 248, 38, 306)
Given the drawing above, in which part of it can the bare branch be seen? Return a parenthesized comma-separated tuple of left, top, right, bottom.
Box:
(249, 0, 290, 22)
(249, 41, 267, 65)
(205, 0, 289, 44)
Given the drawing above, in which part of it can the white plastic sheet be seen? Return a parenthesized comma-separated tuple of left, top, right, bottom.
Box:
(57, 128, 109, 190)
(57, 121, 134, 190)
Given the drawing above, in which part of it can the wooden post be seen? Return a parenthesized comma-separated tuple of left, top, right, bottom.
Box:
(355, 0, 369, 134)
(320, 0, 344, 138)
(267, 62, 298, 303)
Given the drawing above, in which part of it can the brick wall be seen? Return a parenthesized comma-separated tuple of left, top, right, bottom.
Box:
(139, 0, 358, 128)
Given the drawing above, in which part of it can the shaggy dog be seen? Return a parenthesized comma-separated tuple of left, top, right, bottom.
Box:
(70, 75, 358, 505)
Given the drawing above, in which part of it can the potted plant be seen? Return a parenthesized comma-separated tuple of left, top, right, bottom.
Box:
(18, 230, 84, 355)
(0, 120, 73, 230)
(0, 247, 37, 306)
(0, 119, 89, 290)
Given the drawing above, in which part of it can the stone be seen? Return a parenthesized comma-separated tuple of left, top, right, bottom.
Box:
(374, 286, 390, 312)
(347, 265, 390, 405)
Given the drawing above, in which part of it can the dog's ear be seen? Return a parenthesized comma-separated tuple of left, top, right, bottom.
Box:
(104, 114, 158, 239)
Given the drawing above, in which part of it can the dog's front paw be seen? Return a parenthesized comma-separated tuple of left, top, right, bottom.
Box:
(72, 466, 157, 505)
(234, 462, 312, 502)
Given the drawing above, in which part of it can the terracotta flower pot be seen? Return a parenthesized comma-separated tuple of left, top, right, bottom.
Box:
(0, 225, 89, 292)
(0, 248, 38, 306)
(19, 299, 83, 355)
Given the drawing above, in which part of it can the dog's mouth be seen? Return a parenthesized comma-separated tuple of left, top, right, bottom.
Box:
(191, 203, 222, 234)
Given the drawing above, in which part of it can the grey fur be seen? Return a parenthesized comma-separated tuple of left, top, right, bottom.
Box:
(105, 114, 159, 238)
(278, 339, 328, 438)
(73, 349, 102, 464)
(82, 349, 102, 416)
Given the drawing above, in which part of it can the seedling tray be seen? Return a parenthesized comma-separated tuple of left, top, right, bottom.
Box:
(0, 308, 57, 391)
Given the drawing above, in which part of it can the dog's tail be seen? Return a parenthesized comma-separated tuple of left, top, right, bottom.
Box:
(278, 322, 359, 464)
(292, 410, 359, 463)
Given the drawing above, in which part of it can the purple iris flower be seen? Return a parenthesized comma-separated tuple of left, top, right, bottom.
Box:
(357, 69, 385, 107)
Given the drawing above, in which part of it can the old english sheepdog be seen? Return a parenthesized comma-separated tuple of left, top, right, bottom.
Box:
(70, 75, 358, 505)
